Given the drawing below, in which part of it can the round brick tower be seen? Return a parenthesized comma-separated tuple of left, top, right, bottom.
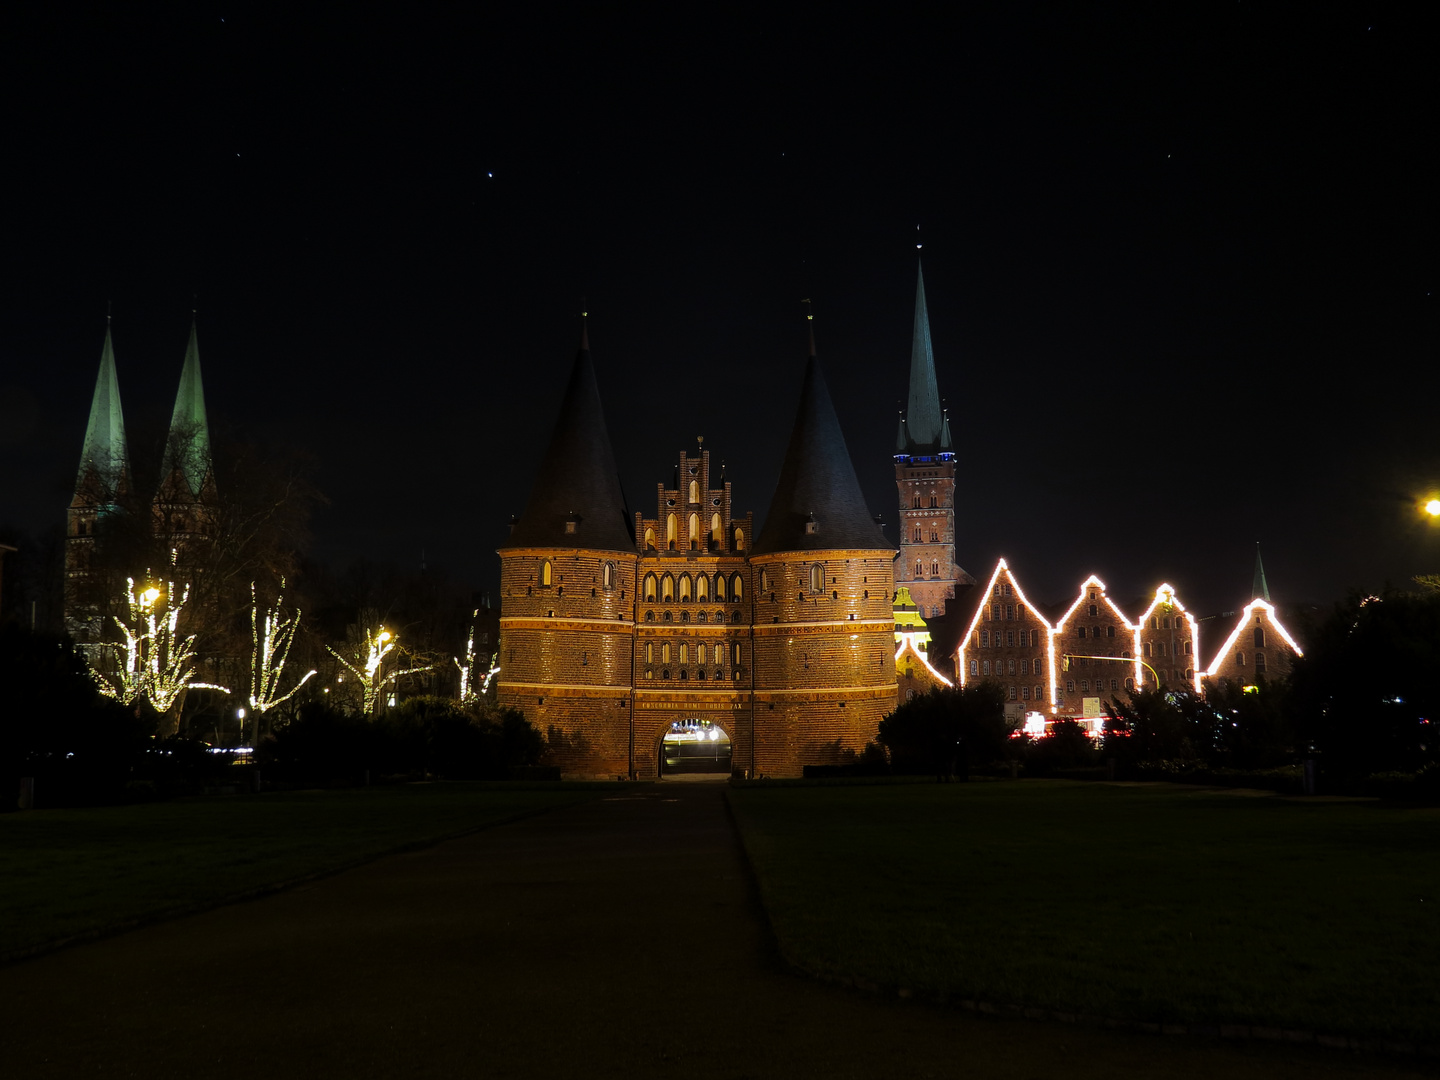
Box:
(496, 322, 640, 778)
(747, 321, 898, 777)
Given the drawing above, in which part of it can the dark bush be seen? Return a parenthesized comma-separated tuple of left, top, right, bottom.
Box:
(1022, 719, 1099, 776)
(878, 684, 1011, 779)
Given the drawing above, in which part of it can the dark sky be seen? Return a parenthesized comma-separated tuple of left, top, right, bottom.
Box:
(3, 4, 1435, 618)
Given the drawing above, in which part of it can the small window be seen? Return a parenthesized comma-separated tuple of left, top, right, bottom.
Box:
(1077, 626, 1087, 639)
(1143, 643, 1152, 658)
(731, 574, 743, 600)
(757, 568, 767, 593)
(1005, 605, 1014, 620)
(734, 527, 744, 551)
(644, 574, 657, 601)
(541, 560, 553, 586)
(809, 564, 824, 592)
(1255, 651, 1267, 673)
(1022, 686, 1030, 700)
(1020, 658, 1029, 675)
(1006, 631, 1015, 647)
(930, 496, 938, 508)
(1236, 650, 1246, 666)
(1007, 658, 1016, 676)
(645, 642, 653, 663)
(644, 527, 656, 551)
(1184, 640, 1193, 655)
(689, 479, 700, 503)
(931, 561, 939, 576)
(679, 574, 692, 602)
(603, 562, 615, 590)
(969, 659, 978, 677)
(1253, 626, 1266, 648)
(715, 574, 727, 602)
(688, 513, 699, 550)
(679, 643, 688, 664)
(983, 660, 991, 676)
(1088, 604, 1098, 618)
(666, 514, 677, 550)
(662, 643, 671, 663)
(696, 574, 709, 602)
(1106, 626, 1115, 638)
(711, 513, 722, 548)
(1035, 684, 1044, 700)
(1066, 679, 1075, 693)
(981, 630, 990, 647)
(661, 574, 675, 602)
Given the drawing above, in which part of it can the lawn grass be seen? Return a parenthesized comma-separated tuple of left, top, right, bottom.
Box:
(727, 780, 1440, 1044)
(0, 782, 605, 961)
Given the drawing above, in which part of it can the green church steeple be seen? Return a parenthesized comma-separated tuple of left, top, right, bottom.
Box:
(75, 320, 131, 500)
(902, 259, 947, 452)
(160, 318, 213, 498)
(1253, 543, 1271, 603)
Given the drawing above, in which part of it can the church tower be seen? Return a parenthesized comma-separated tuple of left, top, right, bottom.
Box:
(154, 318, 218, 570)
(66, 317, 132, 654)
(894, 259, 969, 617)
(496, 321, 641, 777)
(749, 315, 898, 776)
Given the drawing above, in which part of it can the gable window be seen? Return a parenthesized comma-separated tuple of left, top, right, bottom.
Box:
(1253, 626, 1266, 648)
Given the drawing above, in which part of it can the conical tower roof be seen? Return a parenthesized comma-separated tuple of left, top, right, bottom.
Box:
(501, 326, 633, 552)
(903, 259, 945, 452)
(752, 337, 892, 556)
(1253, 544, 1271, 603)
(76, 323, 130, 496)
(160, 319, 213, 497)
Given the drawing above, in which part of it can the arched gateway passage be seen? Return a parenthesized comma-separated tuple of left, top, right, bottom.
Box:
(658, 719, 732, 776)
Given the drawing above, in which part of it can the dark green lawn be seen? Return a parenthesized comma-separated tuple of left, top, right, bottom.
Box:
(727, 780, 1440, 1044)
(0, 783, 604, 961)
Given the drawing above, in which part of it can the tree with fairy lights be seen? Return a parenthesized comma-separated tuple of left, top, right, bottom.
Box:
(91, 576, 229, 715)
(326, 619, 432, 717)
(454, 609, 500, 705)
(248, 579, 316, 729)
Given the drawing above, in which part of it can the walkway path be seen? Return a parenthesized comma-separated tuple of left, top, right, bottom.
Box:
(0, 782, 1416, 1078)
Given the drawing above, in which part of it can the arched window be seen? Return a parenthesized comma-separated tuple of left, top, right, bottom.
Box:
(666, 514, 677, 550)
(688, 513, 699, 550)
(913, 495, 921, 508)
(913, 526, 923, 542)
(930, 531, 939, 543)
(734, 527, 744, 551)
(679, 643, 688, 664)
(661, 574, 675, 601)
(541, 560, 552, 586)
(644, 573, 657, 601)
(758, 568, 768, 593)
(697, 611, 707, 623)
(696, 574, 709, 601)
(711, 513, 722, 547)
(662, 643, 671, 663)
(1088, 604, 1098, 618)
(1077, 626, 1087, 639)
(1236, 650, 1246, 666)
(969, 659, 978, 677)
(731, 574, 743, 600)
(930, 496, 938, 508)
(931, 561, 939, 576)
(678, 574, 692, 602)
(645, 642, 653, 663)
(644, 527, 656, 551)
(603, 562, 615, 590)
(915, 560, 924, 577)
(714, 574, 727, 601)
(688, 479, 700, 504)
(696, 644, 706, 664)
(1253, 626, 1266, 648)
(809, 564, 823, 592)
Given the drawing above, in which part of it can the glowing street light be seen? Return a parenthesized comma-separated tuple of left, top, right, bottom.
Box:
(1426, 499, 1440, 517)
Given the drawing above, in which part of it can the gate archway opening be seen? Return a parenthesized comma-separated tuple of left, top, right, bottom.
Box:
(659, 718, 732, 776)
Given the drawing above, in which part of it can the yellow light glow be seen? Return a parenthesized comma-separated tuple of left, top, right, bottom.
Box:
(1427, 499, 1440, 517)
(894, 631, 953, 687)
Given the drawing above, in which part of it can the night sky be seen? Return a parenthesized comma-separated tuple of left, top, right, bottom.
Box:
(3, 5, 1435, 620)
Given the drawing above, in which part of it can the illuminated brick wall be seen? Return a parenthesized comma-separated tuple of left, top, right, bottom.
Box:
(894, 456, 967, 618)
(1204, 602, 1300, 686)
(496, 547, 639, 777)
(958, 563, 1052, 711)
(750, 551, 898, 776)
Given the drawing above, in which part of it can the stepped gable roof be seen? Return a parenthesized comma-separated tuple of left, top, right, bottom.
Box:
(903, 259, 947, 453)
(501, 327, 634, 553)
(76, 323, 131, 495)
(160, 319, 213, 498)
(752, 343, 892, 556)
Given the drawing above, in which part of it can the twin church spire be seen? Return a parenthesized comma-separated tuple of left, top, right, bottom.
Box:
(75, 315, 214, 506)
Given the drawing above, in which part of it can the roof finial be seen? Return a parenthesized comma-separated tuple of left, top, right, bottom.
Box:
(916, 223, 922, 251)
(802, 298, 815, 356)
(106, 299, 112, 325)
(580, 295, 589, 351)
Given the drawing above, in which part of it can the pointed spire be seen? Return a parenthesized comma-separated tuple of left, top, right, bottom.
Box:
(752, 327, 892, 556)
(904, 258, 944, 451)
(76, 320, 131, 497)
(161, 317, 213, 498)
(501, 325, 633, 552)
(939, 406, 953, 451)
(1253, 543, 1271, 603)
